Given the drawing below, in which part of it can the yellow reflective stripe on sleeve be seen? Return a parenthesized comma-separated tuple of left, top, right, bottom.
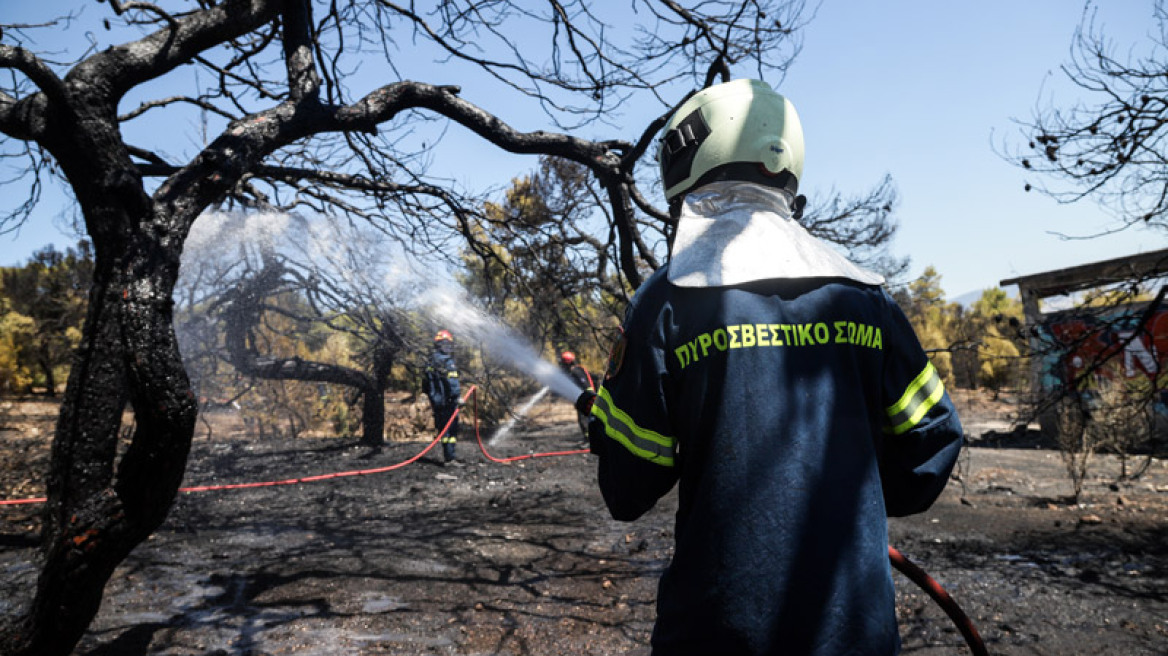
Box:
(592, 387, 675, 467)
(885, 362, 944, 435)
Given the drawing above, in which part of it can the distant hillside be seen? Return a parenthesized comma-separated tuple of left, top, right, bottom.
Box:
(950, 287, 1018, 308)
(952, 286, 1082, 313)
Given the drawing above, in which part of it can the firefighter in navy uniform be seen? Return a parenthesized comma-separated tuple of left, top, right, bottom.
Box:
(587, 79, 964, 656)
(424, 329, 463, 466)
(559, 351, 595, 439)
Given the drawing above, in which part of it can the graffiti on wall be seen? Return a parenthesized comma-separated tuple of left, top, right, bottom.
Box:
(1036, 307, 1168, 402)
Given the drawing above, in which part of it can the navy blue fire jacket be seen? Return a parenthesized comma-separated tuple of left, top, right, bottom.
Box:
(424, 349, 461, 410)
(590, 268, 963, 656)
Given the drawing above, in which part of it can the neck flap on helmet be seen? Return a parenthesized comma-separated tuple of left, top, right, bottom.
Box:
(666, 181, 885, 288)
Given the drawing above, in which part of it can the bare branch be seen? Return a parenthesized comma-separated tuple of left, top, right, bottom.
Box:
(77, 0, 280, 99)
(280, 0, 321, 103)
(0, 44, 68, 136)
(106, 0, 178, 28)
(1006, 1, 1168, 231)
(118, 95, 238, 123)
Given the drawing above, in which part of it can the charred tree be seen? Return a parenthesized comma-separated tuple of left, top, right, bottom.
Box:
(0, 3, 285, 650)
(218, 256, 400, 447)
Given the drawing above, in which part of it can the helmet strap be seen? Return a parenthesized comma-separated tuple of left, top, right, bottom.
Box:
(661, 109, 712, 191)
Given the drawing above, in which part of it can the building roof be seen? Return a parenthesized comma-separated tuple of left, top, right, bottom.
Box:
(1000, 247, 1168, 299)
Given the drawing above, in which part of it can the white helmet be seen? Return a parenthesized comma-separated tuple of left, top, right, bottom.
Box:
(657, 79, 804, 204)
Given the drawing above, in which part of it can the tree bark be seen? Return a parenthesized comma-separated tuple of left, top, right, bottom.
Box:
(36, 346, 55, 397)
(0, 5, 275, 651)
(2, 219, 197, 655)
(360, 388, 386, 448)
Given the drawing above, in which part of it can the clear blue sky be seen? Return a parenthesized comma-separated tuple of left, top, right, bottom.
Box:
(3, 1, 1164, 302)
(780, 0, 1164, 300)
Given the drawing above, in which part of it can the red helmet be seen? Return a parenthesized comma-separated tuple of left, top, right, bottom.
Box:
(434, 329, 454, 343)
(560, 351, 576, 365)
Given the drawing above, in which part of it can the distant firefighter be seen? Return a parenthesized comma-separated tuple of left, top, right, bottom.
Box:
(559, 350, 594, 438)
(423, 329, 463, 466)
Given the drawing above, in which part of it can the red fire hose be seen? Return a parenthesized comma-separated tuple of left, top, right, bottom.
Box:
(889, 545, 988, 656)
(470, 385, 589, 462)
(1, 385, 988, 655)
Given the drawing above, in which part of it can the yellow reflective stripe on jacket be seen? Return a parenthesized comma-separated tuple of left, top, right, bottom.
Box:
(885, 362, 944, 435)
(592, 387, 676, 466)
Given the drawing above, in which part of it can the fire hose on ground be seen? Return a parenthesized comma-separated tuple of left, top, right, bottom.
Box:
(888, 545, 988, 656)
(1, 384, 987, 654)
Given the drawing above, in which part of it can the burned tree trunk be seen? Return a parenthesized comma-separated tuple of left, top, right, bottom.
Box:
(3, 76, 202, 650)
(35, 346, 55, 397)
(21, 258, 194, 656)
(3, 197, 198, 655)
(365, 338, 399, 448)
(0, 4, 278, 652)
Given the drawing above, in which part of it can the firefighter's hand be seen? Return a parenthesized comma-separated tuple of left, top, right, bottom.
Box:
(574, 390, 597, 415)
(457, 399, 466, 408)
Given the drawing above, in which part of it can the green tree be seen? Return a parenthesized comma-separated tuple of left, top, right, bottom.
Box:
(464, 156, 620, 365)
(0, 294, 35, 393)
(0, 241, 92, 395)
(969, 288, 1025, 396)
(895, 265, 959, 384)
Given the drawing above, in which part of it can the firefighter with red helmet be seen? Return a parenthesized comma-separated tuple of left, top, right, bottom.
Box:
(424, 329, 463, 466)
(587, 79, 964, 655)
(559, 350, 594, 438)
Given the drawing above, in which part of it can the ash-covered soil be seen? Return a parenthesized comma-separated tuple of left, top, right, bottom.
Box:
(2, 391, 1167, 655)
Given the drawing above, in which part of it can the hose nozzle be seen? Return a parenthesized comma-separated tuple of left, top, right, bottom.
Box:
(575, 389, 597, 415)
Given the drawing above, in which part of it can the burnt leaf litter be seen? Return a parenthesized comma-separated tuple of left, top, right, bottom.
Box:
(1, 392, 1166, 655)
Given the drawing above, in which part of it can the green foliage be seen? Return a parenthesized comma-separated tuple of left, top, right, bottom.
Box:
(460, 156, 621, 373)
(0, 241, 92, 394)
(0, 297, 35, 393)
(895, 266, 957, 384)
(315, 333, 363, 437)
(969, 288, 1025, 394)
(895, 268, 1026, 394)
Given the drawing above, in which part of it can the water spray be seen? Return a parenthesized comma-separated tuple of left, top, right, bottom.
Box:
(420, 286, 583, 400)
(489, 387, 551, 446)
(419, 285, 601, 444)
(184, 209, 594, 448)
